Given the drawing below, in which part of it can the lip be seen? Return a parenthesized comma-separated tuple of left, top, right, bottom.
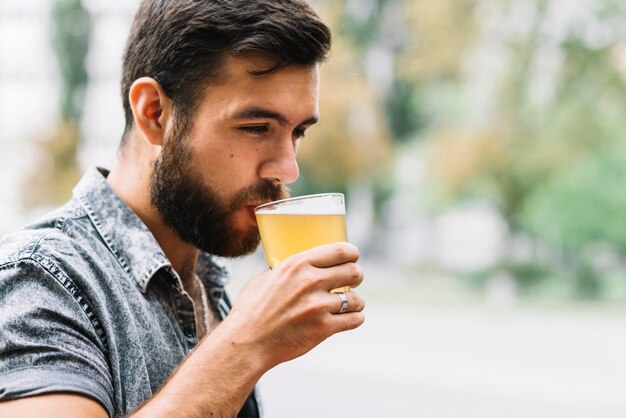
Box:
(246, 204, 263, 226)
(244, 200, 272, 227)
(250, 201, 271, 211)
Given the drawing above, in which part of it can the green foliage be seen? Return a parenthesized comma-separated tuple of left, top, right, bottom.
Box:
(468, 261, 551, 292)
(51, 0, 90, 122)
(22, 0, 90, 209)
(385, 79, 426, 142)
(524, 139, 626, 253)
(337, 0, 385, 52)
(418, 0, 626, 299)
(299, 0, 479, 198)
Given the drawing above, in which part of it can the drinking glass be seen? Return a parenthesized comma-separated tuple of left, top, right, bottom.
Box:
(255, 193, 350, 292)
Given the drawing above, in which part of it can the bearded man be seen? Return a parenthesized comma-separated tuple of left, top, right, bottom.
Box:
(0, 1, 365, 417)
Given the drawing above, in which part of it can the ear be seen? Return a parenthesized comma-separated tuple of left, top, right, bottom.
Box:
(128, 77, 172, 147)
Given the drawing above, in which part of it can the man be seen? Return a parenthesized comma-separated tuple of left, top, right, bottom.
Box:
(0, 1, 365, 417)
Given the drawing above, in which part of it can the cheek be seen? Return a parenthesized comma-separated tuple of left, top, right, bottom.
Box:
(204, 146, 263, 197)
(186, 124, 265, 188)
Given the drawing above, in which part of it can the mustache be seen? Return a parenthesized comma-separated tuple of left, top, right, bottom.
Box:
(229, 180, 290, 211)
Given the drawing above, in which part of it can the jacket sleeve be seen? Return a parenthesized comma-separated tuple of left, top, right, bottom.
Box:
(0, 258, 114, 417)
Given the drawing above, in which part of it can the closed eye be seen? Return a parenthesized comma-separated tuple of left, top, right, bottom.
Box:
(294, 127, 306, 139)
(240, 125, 269, 134)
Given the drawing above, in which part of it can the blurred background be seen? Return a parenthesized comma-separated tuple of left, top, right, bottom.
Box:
(2, 0, 626, 417)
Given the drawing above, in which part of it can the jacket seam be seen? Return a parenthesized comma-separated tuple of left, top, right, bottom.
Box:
(76, 193, 133, 279)
(0, 364, 114, 394)
(2, 255, 111, 355)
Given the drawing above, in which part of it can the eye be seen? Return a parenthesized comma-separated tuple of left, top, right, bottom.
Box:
(293, 127, 306, 139)
(240, 125, 269, 135)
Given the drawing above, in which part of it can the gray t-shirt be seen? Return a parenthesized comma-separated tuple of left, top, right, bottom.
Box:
(0, 167, 260, 417)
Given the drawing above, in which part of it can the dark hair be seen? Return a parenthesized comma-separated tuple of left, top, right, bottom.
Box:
(120, 0, 332, 144)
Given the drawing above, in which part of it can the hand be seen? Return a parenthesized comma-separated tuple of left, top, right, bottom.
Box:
(222, 242, 366, 370)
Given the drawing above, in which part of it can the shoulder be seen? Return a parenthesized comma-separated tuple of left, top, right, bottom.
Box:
(0, 200, 93, 268)
(0, 203, 112, 352)
(0, 202, 109, 306)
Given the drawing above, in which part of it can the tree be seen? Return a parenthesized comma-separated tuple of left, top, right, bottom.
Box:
(426, 0, 626, 296)
(22, 0, 90, 208)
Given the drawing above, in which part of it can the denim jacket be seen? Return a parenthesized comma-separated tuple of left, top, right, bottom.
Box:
(0, 167, 260, 417)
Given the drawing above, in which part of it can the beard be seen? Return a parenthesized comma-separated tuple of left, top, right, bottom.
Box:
(150, 119, 288, 257)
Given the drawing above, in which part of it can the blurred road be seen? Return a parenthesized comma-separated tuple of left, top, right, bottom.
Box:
(223, 254, 626, 417)
(256, 303, 626, 418)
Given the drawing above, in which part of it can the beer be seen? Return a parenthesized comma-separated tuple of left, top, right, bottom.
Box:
(255, 193, 350, 292)
(256, 213, 347, 268)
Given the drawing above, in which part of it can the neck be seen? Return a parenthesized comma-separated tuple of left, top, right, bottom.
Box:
(107, 143, 199, 282)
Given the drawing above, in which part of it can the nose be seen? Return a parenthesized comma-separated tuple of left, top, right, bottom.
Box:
(259, 137, 300, 185)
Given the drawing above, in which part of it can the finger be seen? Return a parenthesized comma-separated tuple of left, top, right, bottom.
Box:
(329, 311, 365, 334)
(316, 261, 364, 291)
(295, 242, 359, 269)
(326, 290, 366, 315)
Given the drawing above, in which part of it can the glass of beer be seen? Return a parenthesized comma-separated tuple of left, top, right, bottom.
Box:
(255, 193, 350, 292)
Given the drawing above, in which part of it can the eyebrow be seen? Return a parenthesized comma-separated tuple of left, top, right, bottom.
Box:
(233, 106, 319, 126)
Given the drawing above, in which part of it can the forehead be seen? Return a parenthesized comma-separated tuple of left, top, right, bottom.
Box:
(222, 52, 319, 92)
(195, 53, 320, 122)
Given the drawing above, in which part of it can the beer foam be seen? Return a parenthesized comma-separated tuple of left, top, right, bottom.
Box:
(255, 194, 345, 215)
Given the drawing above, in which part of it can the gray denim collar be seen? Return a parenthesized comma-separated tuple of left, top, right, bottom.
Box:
(73, 166, 229, 293)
